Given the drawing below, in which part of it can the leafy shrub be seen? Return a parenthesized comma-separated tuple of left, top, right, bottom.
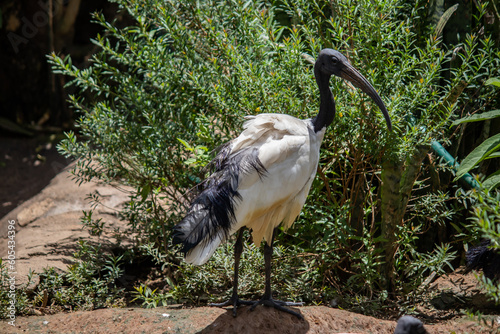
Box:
(32, 241, 127, 311)
(0, 242, 127, 317)
(48, 0, 499, 310)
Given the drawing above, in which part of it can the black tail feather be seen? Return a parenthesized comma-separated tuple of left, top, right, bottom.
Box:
(466, 239, 500, 281)
(172, 145, 266, 256)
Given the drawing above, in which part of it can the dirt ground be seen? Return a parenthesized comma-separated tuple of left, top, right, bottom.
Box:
(1, 134, 499, 333)
(0, 134, 70, 219)
(1, 305, 497, 334)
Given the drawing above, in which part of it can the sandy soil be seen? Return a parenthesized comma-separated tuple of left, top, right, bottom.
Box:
(1, 304, 497, 334)
(0, 135, 70, 219)
(0, 135, 498, 333)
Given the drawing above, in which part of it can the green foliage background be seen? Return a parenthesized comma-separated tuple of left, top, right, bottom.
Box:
(3, 0, 496, 316)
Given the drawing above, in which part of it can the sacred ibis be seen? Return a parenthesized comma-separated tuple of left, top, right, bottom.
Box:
(173, 49, 392, 319)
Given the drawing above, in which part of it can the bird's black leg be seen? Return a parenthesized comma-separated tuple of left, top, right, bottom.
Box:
(250, 229, 304, 319)
(209, 228, 253, 317)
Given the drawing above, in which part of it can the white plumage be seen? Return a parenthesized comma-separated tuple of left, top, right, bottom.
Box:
(185, 114, 325, 265)
(232, 114, 325, 246)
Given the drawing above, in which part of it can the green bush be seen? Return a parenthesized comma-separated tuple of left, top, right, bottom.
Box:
(0, 242, 127, 318)
(48, 0, 499, 310)
(33, 241, 126, 311)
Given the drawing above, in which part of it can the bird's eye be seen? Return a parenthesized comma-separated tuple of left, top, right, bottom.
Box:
(331, 57, 338, 64)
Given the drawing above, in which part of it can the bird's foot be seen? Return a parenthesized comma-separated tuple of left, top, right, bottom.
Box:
(250, 297, 304, 320)
(209, 297, 254, 317)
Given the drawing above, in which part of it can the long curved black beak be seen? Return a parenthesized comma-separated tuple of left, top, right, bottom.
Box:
(340, 64, 392, 131)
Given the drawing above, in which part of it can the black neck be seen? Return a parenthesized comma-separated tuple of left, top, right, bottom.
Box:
(311, 65, 335, 132)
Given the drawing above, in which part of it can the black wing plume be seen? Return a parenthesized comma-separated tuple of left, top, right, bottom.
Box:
(466, 239, 500, 281)
(172, 144, 266, 255)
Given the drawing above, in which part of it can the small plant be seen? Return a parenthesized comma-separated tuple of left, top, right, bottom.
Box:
(132, 283, 175, 308)
(80, 209, 106, 237)
(470, 188, 500, 249)
(0, 259, 32, 319)
(33, 242, 127, 311)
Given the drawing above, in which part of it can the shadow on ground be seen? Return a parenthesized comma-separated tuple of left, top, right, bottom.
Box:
(196, 306, 309, 333)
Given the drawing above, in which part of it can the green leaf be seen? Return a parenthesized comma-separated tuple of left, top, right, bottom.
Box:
(184, 157, 197, 165)
(455, 133, 500, 180)
(483, 170, 500, 190)
(140, 184, 151, 201)
(450, 222, 462, 234)
(486, 152, 500, 159)
(452, 109, 500, 126)
(485, 78, 500, 88)
(434, 4, 459, 38)
(177, 138, 193, 152)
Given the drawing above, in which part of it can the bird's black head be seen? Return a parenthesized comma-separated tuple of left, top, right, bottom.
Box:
(314, 48, 392, 131)
(315, 49, 349, 77)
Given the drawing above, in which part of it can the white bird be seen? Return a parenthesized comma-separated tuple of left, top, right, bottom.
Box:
(173, 49, 392, 319)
